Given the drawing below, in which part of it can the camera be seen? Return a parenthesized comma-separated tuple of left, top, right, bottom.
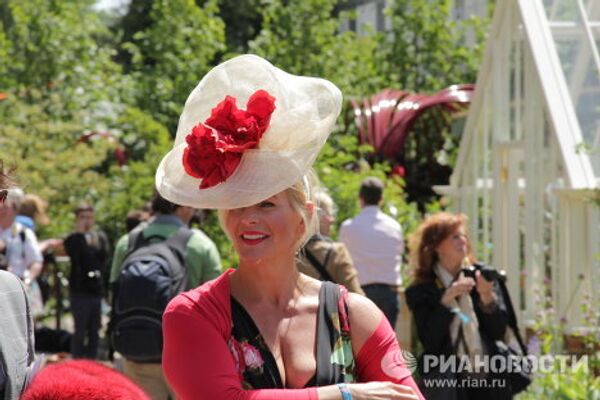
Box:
(462, 262, 506, 282)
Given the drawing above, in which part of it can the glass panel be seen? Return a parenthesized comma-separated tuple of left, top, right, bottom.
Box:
(544, 0, 579, 22)
(546, 0, 600, 177)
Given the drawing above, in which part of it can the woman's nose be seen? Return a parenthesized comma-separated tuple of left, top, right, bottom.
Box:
(239, 207, 259, 225)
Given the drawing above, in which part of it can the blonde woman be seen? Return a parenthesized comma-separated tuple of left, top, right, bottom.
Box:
(159, 55, 423, 400)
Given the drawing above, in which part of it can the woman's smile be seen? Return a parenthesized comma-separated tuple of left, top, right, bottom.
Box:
(239, 230, 270, 245)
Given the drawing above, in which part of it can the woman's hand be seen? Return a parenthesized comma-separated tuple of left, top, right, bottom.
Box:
(440, 276, 475, 306)
(349, 381, 420, 400)
(475, 270, 496, 305)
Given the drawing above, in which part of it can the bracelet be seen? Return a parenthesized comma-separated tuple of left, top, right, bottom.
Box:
(337, 383, 352, 400)
(449, 307, 471, 324)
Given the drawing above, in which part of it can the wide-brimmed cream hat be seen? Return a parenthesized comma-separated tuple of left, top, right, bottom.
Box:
(156, 54, 342, 209)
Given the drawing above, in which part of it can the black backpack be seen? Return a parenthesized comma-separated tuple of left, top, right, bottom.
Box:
(110, 227, 193, 363)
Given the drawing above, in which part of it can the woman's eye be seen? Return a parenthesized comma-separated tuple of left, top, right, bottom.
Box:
(259, 201, 275, 208)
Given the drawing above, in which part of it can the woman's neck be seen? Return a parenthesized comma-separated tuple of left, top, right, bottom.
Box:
(438, 257, 463, 277)
(231, 256, 302, 310)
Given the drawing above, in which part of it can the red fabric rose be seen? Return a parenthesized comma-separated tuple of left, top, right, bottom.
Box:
(182, 90, 276, 188)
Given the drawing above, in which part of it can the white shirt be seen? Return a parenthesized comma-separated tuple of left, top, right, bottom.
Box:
(0, 222, 43, 278)
(339, 206, 403, 286)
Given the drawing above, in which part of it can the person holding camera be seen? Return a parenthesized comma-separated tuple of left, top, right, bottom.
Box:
(64, 202, 110, 359)
(405, 212, 512, 400)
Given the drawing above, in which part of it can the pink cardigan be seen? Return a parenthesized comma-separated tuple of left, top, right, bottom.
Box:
(163, 270, 424, 399)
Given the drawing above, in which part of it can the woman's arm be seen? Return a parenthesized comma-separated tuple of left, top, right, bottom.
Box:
(346, 293, 425, 400)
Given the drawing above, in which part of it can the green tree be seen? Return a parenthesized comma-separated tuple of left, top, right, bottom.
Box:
(0, 94, 171, 243)
(208, 0, 262, 54)
(379, 0, 489, 92)
(248, 0, 382, 96)
(0, 95, 114, 237)
(100, 106, 172, 240)
(123, 0, 226, 132)
(111, 0, 154, 68)
(0, 0, 129, 116)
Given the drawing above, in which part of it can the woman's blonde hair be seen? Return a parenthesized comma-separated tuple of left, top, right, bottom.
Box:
(218, 170, 319, 253)
(408, 212, 476, 284)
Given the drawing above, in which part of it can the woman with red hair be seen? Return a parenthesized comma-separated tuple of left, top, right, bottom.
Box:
(405, 212, 512, 400)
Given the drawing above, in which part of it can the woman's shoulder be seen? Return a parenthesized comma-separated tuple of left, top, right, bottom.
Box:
(165, 270, 232, 319)
(405, 280, 438, 293)
(345, 292, 385, 350)
(405, 280, 442, 308)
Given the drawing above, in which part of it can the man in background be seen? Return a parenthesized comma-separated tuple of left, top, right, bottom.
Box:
(64, 203, 110, 359)
(339, 177, 404, 328)
(109, 192, 222, 400)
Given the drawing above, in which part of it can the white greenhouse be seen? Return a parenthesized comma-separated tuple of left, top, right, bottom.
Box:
(436, 0, 599, 332)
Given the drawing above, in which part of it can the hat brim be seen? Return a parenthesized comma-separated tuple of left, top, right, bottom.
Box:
(156, 142, 321, 209)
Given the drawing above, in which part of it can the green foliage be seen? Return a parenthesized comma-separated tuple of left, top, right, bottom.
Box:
(197, 210, 236, 270)
(123, 0, 226, 131)
(516, 282, 600, 399)
(380, 0, 488, 92)
(0, 93, 170, 245)
(0, 95, 114, 238)
(0, 0, 127, 115)
(315, 131, 420, 240)
(248, 0, 382, 96)
(0, 22, 10, 84)
(99, 107, 172, 241)
(209, 0, 262, 54)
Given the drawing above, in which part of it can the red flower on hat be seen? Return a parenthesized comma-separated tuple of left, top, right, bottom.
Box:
(182, 90, 276, 188)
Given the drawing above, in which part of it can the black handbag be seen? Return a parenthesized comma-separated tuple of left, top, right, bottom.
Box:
(495, 278, 533, 395)
(493, 339, 532, 395)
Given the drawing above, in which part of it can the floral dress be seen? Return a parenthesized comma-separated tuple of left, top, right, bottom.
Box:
(227, 281, 356, 389)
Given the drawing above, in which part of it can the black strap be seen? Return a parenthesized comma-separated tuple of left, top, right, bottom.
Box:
(18, 227, 26, 259)
(496, 277, 528, 355)
(315, 281, 341, 385)
(126, 227, 150, 254)
(305, 245, 334, 282)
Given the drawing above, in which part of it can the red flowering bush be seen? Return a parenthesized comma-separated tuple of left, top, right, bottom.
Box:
(182, 90, 276, 188)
